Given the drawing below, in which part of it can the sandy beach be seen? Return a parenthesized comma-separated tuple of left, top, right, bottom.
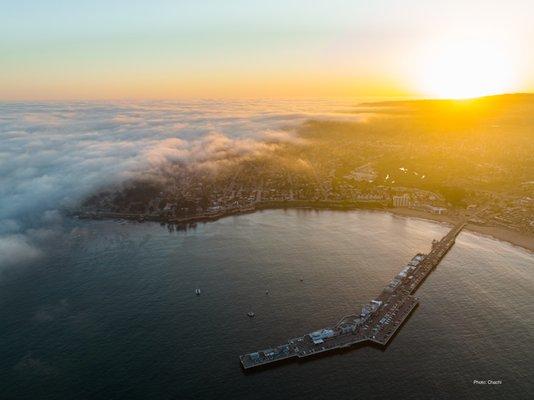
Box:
(463, 224, 534, 253)
(385, 207, 533, 253)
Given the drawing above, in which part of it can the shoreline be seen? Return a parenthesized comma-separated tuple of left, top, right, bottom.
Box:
(373, 207, 533, 253)
(75, 203, 533, 253)
(462, 224, 534, 253)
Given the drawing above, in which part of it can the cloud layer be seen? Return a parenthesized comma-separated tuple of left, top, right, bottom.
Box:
(0, 99, 359, 268)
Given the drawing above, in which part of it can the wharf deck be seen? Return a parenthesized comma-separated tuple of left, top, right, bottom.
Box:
(240, 221, 465, 369)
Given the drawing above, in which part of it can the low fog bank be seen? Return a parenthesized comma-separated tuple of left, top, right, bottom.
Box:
(3, 95, 531, 270)
(0, 99, 360, 269)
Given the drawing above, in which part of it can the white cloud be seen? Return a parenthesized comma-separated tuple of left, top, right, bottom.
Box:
(0, 234, 43, 268)
(0, 99, 360, 268)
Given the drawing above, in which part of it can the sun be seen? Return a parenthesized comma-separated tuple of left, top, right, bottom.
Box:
(416, 38, 518, 99)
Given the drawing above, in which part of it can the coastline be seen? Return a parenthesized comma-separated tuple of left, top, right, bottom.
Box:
(462, 224, 534, 253)
(75, 203, 533, 253)
(383, 207, 533, 253)
(381, 207, 459, 226)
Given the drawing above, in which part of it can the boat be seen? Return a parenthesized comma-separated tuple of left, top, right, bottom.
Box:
(247, 311, 255, 318)
(195, 289, 201, 295)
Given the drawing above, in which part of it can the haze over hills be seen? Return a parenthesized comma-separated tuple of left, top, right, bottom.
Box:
(79, 93, 533, 244)
(300, 93, 534, 192)
(360, 92, 534, 106)
(1, 93, 532, 270)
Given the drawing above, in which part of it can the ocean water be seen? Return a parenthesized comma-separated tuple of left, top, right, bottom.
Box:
(1, 210, 533, 400)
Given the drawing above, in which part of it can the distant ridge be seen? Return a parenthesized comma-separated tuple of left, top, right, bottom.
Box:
(359, 93, 534, 107)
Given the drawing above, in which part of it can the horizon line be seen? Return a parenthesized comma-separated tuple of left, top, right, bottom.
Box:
(1, 92, 532, 105)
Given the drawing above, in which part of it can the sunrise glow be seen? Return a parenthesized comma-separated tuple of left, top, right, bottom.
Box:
(2, 1, 533, 100)
(416, 37, 519, 99)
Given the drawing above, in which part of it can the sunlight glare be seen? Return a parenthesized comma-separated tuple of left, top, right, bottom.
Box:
(417, 38, 518, 99)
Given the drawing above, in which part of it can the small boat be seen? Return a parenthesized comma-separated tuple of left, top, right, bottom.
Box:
(247, 311, 255, 318)
(195, 289, 201, 295)
(265, 290, 269, 295)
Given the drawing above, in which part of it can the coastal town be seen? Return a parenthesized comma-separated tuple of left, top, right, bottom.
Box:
(77, 96, 534, 250)
(78, 152, 533, 247)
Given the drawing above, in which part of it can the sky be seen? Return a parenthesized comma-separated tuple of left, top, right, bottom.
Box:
(1, 0, 534, 100)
